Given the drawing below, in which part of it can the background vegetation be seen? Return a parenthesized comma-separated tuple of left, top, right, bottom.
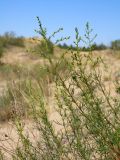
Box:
(0, 32, 24, 63)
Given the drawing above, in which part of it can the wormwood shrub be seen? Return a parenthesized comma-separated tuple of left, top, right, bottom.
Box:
(1, 18, 120, 160)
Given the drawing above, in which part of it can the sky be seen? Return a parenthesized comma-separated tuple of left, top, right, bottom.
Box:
(0, 0, 120, 45)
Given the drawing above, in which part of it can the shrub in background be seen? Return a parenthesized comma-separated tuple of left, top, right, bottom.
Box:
(111, 40, 120, 50)
(58, 42, 108, 51)
(0, 32, 24, 48)
(91, 43, 108, 50)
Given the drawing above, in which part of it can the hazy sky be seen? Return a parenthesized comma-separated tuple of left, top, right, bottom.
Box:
(0, 0, 120, 45)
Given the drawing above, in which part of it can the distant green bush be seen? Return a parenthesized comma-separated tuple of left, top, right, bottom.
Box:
(91, 43, 107, 50)
(111, 40, 120, 50)
(0, 32, 24, 48)
(58, 42, 108, 51)
(58, 43, 77, 50)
